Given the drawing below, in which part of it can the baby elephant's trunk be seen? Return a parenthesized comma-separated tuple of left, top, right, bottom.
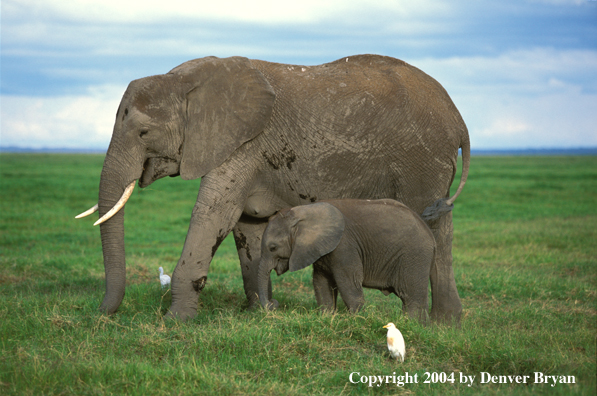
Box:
(257, 258, 276, 310)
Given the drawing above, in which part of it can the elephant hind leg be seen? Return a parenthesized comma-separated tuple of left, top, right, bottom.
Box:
(400, 296, 430, 324)
(428, 212, 462, 325)
(396, 274, 430, 324)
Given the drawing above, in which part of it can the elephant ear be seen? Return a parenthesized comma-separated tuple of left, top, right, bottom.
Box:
(288, 203, 346, 272)
(175, 56, 275, 179)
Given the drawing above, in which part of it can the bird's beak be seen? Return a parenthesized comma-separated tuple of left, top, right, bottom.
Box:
(383, 325, 389, 329)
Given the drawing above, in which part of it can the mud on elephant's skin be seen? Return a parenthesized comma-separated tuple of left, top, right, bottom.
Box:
(76, 54, 470, 322)
(258, 199, 436, 323)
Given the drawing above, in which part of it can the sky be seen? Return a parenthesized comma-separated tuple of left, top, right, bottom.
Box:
(1, 0, 596, 150)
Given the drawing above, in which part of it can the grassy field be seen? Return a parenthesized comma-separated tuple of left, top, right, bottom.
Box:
(0, 154, 595, 395)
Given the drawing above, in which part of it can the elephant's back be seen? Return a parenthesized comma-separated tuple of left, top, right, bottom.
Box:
(250, 57, 467, 214)
(251, 55, 466, 150)
(325, 198, 433, 241)
(326, 199, 435, 276)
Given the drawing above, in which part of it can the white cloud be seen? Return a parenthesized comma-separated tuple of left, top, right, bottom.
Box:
(468, 89, 597, 148)
(3, 0, 442, 25)
(529, 0, 585, 5)
(411, 48, 597, 93)
(2, 47, 596, 150)
(408, 48, 597, 148)
(480, 119, 533, 138)
(1, 0, 452, 61)
(1, 85, 124, 149)
(2, 0, 595, 150)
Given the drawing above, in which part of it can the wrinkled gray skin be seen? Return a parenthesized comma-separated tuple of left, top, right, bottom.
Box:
(92, 54, 469, 322)
(258, 200, 436, 322)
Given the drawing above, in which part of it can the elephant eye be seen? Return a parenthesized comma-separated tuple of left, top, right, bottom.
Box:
(139, 130, 149, 138)
(268, 244, 277, 252)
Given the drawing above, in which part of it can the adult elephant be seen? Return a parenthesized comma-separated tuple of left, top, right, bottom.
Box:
(77, 54, 470, 323)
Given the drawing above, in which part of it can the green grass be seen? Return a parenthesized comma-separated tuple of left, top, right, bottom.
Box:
(1, 154, 595, 395)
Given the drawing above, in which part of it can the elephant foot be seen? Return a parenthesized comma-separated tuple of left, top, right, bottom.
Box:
(245, 301, 261, 311)
(164, 308, 196, 321)
(165, 300, 198, 322)
(251, 298, 279, 311)
(98, 303, 119, 315)
(430, 306, 462, 326)
(266, 299, 280, 310)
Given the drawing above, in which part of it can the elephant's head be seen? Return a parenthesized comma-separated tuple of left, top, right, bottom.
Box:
(257, 203, 346, 310)
(77, 56, 275, 314)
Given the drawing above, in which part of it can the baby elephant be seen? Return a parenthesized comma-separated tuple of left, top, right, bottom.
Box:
(257, 199, 435, 321)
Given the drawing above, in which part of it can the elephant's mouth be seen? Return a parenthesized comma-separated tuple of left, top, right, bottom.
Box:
(77, 157, 181, 224)
(139, 157, 181, 188)
(274, 259, 289, 276)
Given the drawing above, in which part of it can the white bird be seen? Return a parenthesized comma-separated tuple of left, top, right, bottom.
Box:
(383, 322, 405, 362)
(159, 267, 171, 289)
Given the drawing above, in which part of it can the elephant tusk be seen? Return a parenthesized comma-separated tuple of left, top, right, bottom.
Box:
(94, 181, 136, 226)
(75, 204, 99, 219)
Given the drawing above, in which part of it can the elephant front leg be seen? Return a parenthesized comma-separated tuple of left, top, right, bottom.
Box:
(166, 170, 252, 321)
(336, 281, 365, 313)
(232, 215, 273, 309)
(428, 212, 462, 324)
(313, 268, 338, 313)
(167, 214, 239, 320)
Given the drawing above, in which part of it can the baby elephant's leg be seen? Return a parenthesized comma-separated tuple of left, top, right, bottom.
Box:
(398, 252, 432, 323)
(401, 293, 429, 323)
(337, 281, 365, 313)
(331, 250, 365, 313)
(313, 269, 338, 312)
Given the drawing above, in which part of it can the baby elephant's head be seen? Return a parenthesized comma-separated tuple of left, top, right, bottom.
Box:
(257, 203, 345, 310)
(261, 209, 294, 276)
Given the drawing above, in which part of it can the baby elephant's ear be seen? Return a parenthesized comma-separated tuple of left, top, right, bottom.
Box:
(288, 203, 345, 272)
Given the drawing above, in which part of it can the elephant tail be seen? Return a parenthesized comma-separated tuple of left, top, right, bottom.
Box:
(421, 133, 470, 222)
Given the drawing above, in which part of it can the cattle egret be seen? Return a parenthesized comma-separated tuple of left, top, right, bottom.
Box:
(159, 267, 171, 289)
(383, 322, 405, 361)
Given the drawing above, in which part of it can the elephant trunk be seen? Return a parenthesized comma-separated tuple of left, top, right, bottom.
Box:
(97, 154, 136, 314)
(258, 257, 276, 310)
